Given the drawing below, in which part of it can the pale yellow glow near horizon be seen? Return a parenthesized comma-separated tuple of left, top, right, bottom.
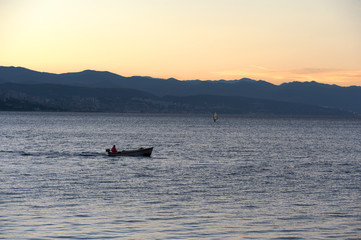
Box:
(1, 0, 360, 86)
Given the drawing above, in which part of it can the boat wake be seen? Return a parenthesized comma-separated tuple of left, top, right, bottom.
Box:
(0, 150, 106, 158)
(80, 152, 104, 157)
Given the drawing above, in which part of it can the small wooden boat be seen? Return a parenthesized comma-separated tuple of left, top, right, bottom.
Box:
(106, 147, 153, 157)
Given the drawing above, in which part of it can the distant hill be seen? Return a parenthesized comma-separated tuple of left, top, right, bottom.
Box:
(0, 83, 353, 115)
(163, 95, 352, 115)
(0, 66, 360, 114)
(0, 83, 155, 112)
(0, 97, 62, 112)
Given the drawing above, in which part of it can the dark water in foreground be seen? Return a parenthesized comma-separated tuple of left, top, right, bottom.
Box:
(0, 112, 360, 239)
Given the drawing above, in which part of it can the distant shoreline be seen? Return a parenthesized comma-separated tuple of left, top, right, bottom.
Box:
(1, 66, 360, 115)
(1, 110, 359, 119)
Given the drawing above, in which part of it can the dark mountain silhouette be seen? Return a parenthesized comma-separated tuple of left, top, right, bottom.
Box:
(0, 66, 360, 114)
(163, 95, 352, 115)
(0, 83, 155, 112)
(0, 83, 353, 115)
(0, 97, 61, 111)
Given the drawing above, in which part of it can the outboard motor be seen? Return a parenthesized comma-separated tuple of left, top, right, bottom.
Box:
(106, 149, 110, 153)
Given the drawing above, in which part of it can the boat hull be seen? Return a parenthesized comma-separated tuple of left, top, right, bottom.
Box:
(106, 147, 153, 157)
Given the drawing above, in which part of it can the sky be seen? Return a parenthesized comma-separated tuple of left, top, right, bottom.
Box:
(1, 0, 361, 86)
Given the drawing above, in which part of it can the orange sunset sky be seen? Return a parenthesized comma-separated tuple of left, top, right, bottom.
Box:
(1, 0, 361, 86)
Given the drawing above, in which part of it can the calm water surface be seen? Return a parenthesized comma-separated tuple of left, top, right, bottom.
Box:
(0, 112, 360, 239)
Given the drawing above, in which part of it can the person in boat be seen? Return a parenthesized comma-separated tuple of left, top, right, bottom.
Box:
(111, 145, 118, 153)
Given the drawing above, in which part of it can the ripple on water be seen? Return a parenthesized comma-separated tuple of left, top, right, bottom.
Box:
(0, 113, 360, 239)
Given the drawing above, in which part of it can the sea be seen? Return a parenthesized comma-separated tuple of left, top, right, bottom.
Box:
(0, 112, 360, 240)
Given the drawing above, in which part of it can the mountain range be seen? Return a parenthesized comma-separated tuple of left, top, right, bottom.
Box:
(0, 66, 360, 115)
